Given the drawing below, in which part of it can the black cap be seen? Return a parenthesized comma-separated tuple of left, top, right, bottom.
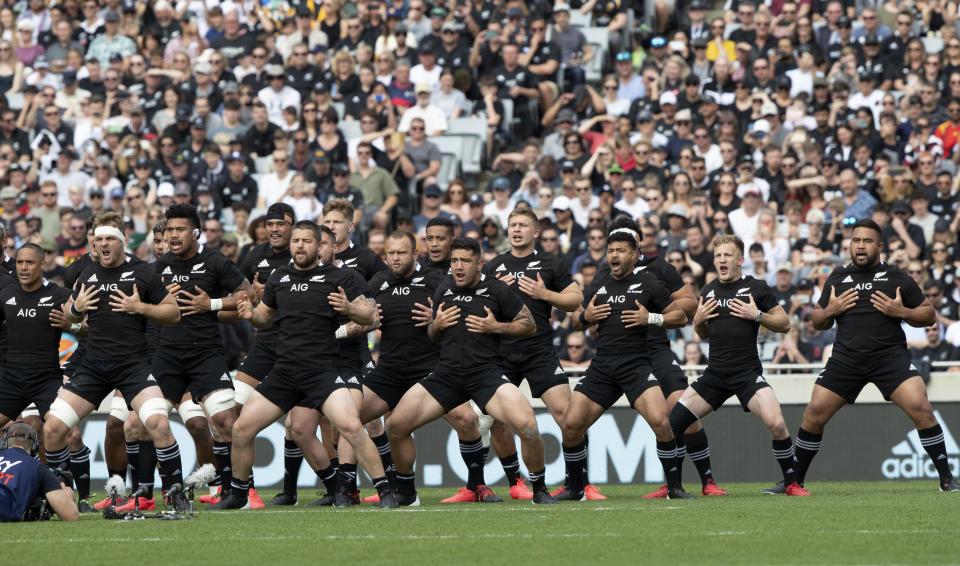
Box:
(891, 199, 911, 214)
(134, 156, 150, 168)
(176, 104, 192, 121)
(226, 151, 244, 162)
(109, 52, 124, 62)
(797, 278, 815, 289)
(560, 159, 576, 171)
(864, 32, 880, 45)
(935, 218, 951, 231)
(775, 76, 792, 90)
(489, 176, 511, 191)
(468, 193, 483, 206)
(190, 116, 207, 129)
(62, 68, 77, 85)
(837, 15, 852, 27)
(312, 149, 329, 162)
(332, 162, 350, 174)
(171, 152, 187, 166)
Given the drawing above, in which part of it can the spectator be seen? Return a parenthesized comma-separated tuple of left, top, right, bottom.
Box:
(559, 330, 593, 369)
(349, 141, 399, 230)
(413, 183, 456, 231)
(398, 83, 447, 135)
(404, 117, 441, 184)
(257, 149, 295, 208)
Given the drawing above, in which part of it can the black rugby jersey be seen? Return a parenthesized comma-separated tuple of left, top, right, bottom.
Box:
(336, 243, 386, 282)
(239, 243, 292, 346)
(817, 262, 924, 357)
(72, 257, 169, 361)
(431, 275, 524, 371)
(699, 275, 779, 373)
(582, 266, 673, 356)
(368, 264, 445, 368)
(156, 247, 246, 348)
(0, 280, 72, 368)
(482, 250, 574, 352)
(261, 262, 367, 372)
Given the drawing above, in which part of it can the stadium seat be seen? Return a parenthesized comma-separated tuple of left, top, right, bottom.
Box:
(446, 117, 487, 173)
(569, 10, 592, 28)
(582, 27, 609, 82)
(332, 101, 346, 120)
(436, 153, 459, 189)
(500, 97, 515, 138)
(253, 156, 273, 174)
(5, 91, 23, 111)
(338, 119, 362, 141)
(429, 135, 467, 171)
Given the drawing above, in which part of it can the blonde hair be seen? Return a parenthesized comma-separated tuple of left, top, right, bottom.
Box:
(322, 197, 355, 220)
(711, 234, 744, 257)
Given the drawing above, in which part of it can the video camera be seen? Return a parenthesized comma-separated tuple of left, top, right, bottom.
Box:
(22, 468, 73, 522)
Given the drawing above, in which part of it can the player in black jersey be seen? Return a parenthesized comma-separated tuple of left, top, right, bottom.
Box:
(209, 221, 399, 509)
(153, 204, 251, 505)
(0, 244, 72, 431)
(667, 234, 810, 497)
(320, 198, 388, 505)
(44, 212, 190, 511)
(786, 220, 960, 493)
(386, 237, 558, 505)
(414, 217, 512, 504)
(482, 208, 587, 500)
(562, 230, 691, 500)
(604, 218, 726, 500)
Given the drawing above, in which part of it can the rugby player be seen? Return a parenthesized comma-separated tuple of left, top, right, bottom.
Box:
(785, 219, 960, 493)
(153, 204, 251, 505)
(386, 237, 558, 505)
(668, 234, 810, 497)
(210, 222, 399, 509)
(45, 212, 189, 511)
(562, 230, 691, 500)
(482, 208, 587, 500)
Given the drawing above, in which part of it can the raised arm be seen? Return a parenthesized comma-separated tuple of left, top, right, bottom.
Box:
(518, 278, 583, 312)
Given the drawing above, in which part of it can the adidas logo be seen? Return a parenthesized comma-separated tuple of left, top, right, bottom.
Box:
(596, 286, 607, 295)
(444, 289, 454, 296)
(755, 376, 766, 384)
(191, 263, 205, 273)
(146, 374, 156, 382)
(258, 259, 270, 268)
(882, 411, 959, 479)
(220, 373, 230, 382)
(495, 264, 507, 272)
(380, 281, 390, 291)
(335, 377, 345, 384)
(87, 274, 98, 283)
(310, 275, 325, 282)
(874, 271, 886, 280)
(280, 275, 290, 283)
(475, 287, 487, 296)
(647, 374, 657, 382)
(554, 366, 565, 376)
(706, 290, 715, 298)
(842, 275, 854, 283)
(365, 361, 375, 369)
(162, 266, 172, 275)
(5, 297, 14, 305)
(527, 260, 540, 268)
(348, 376, 359, 384)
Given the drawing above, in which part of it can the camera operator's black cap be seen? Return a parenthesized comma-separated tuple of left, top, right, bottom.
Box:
(4, 422, 38, 448)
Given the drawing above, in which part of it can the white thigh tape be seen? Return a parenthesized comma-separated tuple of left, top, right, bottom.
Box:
(138, 397, 173, 423)
(49, 398, 80, 429)
(234, 380, 256, 405)
(177, 399, 206, 422)
(203, 389, 236, 417)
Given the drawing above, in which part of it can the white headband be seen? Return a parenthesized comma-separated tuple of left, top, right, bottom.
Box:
(94, 226, 126, 243)
(610, 227, 640, 241)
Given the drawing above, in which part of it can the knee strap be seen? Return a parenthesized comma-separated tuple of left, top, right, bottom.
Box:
(202, 389, 236, 417)
(177, 399, 207, 422)
(138, 397, 173, 423)
(234, 380, 256, 405)
(669, 401, 699, 437)
(49, 398, 80, 429)
(109, 395, 130, 421)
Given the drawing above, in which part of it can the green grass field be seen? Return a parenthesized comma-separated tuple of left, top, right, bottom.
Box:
(5, 483, 959, 565)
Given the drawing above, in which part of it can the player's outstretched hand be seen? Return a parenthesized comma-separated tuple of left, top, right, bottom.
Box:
(251, 272, 265, 300)
(583, 296, 611, 324)
(179, 286, 212, 316)
(621, 300, 650, 328)
(825, 285, 858, 318)
(237, 292, 254, 320)
(729, 294, 760, 321)
(871, 287, 905, 319)
(411, 297, 434, 327)
(49, 304, 72, 329)
(109, 285, 143, 315)
(518, 272, 547, 300)
(466, 306, 500, 334)
(693, 296, 719, 327)
(495, 272, 516, 286)
(433, 301, 461, 331)
(328, 286, 351, 313)
(72, 283, 100, 313)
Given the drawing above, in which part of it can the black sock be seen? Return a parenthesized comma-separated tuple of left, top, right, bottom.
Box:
(337, 463, 357, 493)
(282, 439, 302, 496)
(213, 441, 233, 495)
(562, 439, 588, 492)
(460, 438, 486, 491)
(396, 472, 416, 496)
(46, 446, 69, 470)
(330, 456, 339, 475)
(528, 468, 546, 492)
(125, 441, 140, 492)
(500, 452, 521, 485)
(138, 441, 156, 499)
(674, 435, 686, 482)
(248, 471, 255, 489)
(230, 477, 249, 501)
(155, 442, 183, 492)
(795, 428, 822, 485)
(315, 465, 337, 493)
(372, 476, 391, 496)
(69, 446, 91, 500)
(772, 437, 797, 485)
(370, 433, 395, 484)
(657, 439, 681, 490)
(684, 429, 715, 486)
(918, 424, 954, 483)
(583, 434, 591, 484)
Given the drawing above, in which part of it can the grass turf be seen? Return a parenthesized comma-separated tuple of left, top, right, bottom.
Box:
(5, 482, 959, 565)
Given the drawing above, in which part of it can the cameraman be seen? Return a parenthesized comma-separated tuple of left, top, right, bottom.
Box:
(0, 423, 78, 522)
